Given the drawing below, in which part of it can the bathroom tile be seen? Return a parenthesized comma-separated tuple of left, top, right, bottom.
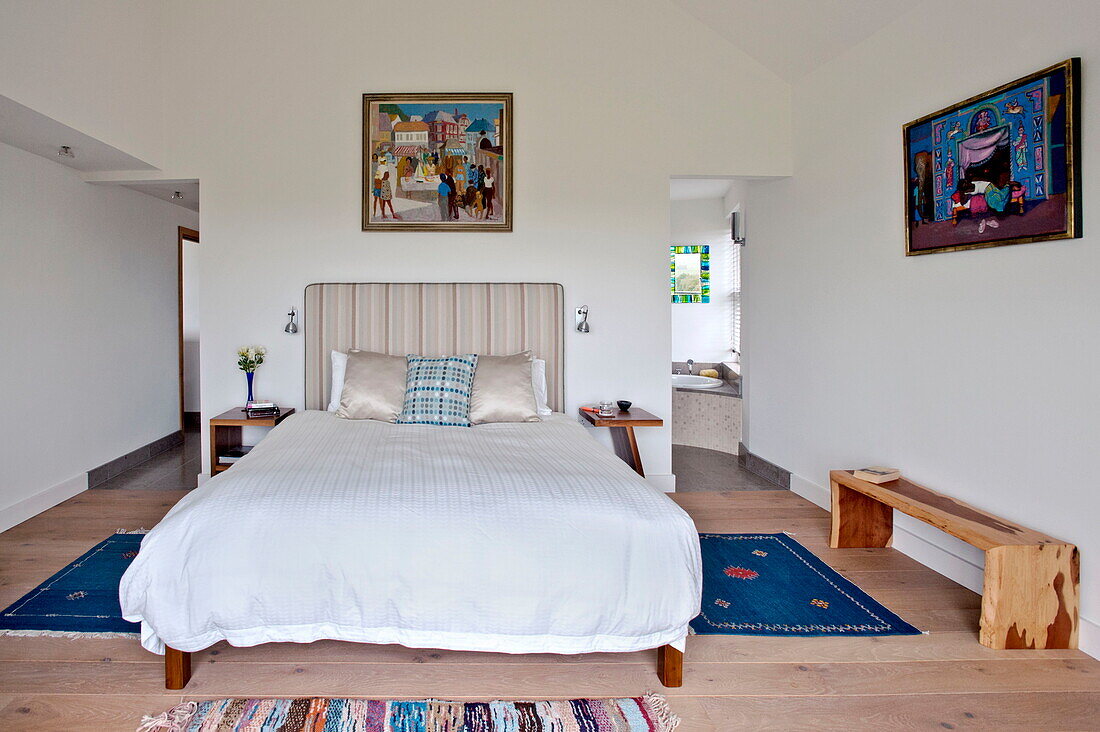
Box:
(672, 361, 721, 374)
(671, 389, 741, 453)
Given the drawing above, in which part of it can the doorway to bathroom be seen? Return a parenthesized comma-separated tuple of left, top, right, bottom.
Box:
(179, 226, 200, 431)
(669, 178, 777, 491)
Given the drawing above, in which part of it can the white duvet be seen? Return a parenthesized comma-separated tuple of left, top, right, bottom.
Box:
(120, 411, 701, 655)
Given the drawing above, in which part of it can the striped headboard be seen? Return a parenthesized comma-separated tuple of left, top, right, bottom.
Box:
(304, 283, 565, 411)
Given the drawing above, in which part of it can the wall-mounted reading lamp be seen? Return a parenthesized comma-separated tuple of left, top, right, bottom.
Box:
(284, 306, 298, 334)
(731, 211, 746, 247)
(575, 305, 590, 333)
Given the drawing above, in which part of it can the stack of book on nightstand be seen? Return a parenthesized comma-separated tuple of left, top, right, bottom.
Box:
(245, 400, 280, 418)
(218, 446, 253, 465)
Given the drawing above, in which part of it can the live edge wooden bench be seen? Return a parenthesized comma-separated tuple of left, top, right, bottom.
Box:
(829, 469, 1079, 650)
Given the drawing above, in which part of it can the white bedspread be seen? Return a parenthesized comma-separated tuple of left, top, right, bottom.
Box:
(120, 411, 701, 655)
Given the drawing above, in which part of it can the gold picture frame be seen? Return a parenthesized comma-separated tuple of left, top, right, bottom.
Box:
(363, 92, 513, 232)
(903, 59, 1081, 256)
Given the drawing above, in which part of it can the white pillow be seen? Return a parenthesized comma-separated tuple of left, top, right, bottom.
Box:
(328, 350, 348, 412)
(532, 358, 552, 416)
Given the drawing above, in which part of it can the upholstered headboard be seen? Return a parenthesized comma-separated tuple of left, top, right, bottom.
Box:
(304, 282, 565, 411)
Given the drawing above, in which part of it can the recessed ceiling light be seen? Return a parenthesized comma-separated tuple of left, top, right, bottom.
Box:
(57, 146, 74, 158)
(172, 191, 183, 199)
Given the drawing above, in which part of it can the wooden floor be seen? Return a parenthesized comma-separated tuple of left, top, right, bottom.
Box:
(1, 490, 1097, 731)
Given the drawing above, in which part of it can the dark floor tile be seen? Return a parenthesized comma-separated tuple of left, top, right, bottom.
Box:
(673, 444, 784, 492)
(138, 453, 194, 473)
(148, 470, 199, 490)
(96, 474, 154, 490)
(92, 429, 200, 491)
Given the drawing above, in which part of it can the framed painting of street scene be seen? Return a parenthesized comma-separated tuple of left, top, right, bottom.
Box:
(904, 59, 1080, 256)
(363, 92, 512, 231)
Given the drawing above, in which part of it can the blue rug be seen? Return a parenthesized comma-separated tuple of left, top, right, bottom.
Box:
(0, 532, 141, 636)
(0, 531, 919, 640)
(691, 533, 921, 636)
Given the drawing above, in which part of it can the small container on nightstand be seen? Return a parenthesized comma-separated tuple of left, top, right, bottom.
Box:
(209, 406, 295, 474)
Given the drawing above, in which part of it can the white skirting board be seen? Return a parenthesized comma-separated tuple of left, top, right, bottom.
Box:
(0, 473, 88, 533)
(789, 472, 1099, 660)
(647, 473, 676, 493)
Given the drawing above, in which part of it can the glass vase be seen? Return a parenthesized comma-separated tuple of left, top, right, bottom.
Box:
(246, 371, 255, 404)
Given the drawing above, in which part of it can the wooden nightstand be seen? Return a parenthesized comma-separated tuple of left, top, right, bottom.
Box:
(579, 407, 663, 477)
(209, 407, 295, 474)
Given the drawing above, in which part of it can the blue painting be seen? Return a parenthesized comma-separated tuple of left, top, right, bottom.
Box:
(904, 59, 1080, 255)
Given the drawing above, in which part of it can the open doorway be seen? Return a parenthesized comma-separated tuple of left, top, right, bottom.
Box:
(178, 227, 200, 430)
(668, 178, 774, 491)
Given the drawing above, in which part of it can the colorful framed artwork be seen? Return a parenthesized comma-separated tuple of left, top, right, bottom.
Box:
(362, 93, 512, 232)
(671, 245, 710, 303)
(903, 59, 1081, 256)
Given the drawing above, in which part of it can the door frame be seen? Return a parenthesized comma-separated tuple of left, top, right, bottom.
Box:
(178, 226, 200, 430)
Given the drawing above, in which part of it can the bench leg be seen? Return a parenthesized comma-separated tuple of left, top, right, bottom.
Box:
(830, 479, 893, 548)
(656, 644, 683, 688)
(981, 544, 1079, 649)
(165, 646, 192, 690)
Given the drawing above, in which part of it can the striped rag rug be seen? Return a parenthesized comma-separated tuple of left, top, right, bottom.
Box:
(138, 695, 679, 731)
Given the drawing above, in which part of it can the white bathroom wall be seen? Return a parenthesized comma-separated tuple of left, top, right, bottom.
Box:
(670, 195, 740, 363)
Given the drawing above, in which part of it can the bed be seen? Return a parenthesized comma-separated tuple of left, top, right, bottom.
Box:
(119, 283, 702, 689)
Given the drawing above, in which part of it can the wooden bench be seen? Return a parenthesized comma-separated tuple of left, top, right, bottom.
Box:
(829, 470, 1078, 650)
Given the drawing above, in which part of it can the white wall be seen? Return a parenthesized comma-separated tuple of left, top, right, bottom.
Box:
(670, 195, 739, 363)
(151, 0, 792, 483)
(0, 1, 167, 167)
(182, 238, 201, 413)
(0, 142, 199, 529)
(744, 0, 1100, 652)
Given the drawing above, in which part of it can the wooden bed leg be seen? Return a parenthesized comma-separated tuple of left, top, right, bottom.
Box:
(656, 644, 683, 688)
(165, 646, 192, 690)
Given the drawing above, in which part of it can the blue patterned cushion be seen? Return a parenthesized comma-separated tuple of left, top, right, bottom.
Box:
(395, 354, 478, 426)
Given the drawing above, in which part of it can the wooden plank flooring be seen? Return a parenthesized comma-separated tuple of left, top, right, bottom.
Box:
(1, 489, 1097, 730)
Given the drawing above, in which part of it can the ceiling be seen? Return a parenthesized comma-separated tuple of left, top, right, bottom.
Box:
(669, 0, 911, 81)
(669, 178, 733, 201)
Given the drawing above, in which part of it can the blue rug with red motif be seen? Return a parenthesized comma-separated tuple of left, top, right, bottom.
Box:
(690, 533, 921, 636)
(0, 532, 141, 636)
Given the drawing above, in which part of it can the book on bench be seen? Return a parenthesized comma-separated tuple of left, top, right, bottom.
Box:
(854, 466, 901, 484)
